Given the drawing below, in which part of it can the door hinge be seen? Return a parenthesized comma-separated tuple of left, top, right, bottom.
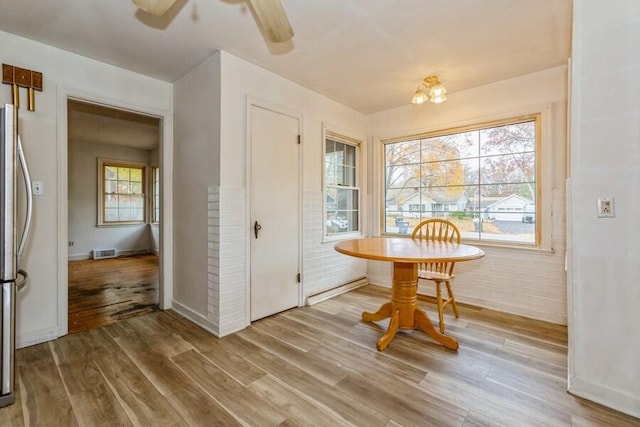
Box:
(297, 134, 301, 145)
(296, 273, 301, 283)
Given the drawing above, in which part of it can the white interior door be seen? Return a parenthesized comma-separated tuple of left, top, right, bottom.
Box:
(250, 105, 300, 321)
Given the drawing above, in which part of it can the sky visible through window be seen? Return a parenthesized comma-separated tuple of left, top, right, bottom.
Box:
(384, 118, 537, 244)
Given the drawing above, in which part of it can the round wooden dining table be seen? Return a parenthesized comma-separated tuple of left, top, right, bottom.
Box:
(334, 237, 484, 351)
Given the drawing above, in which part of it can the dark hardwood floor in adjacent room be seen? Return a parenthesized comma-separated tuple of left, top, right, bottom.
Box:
(68, 254, 159, 334)
(5, 284, 638, 426)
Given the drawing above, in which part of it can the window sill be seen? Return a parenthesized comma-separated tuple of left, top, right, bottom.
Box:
(323, 231, 363, 244)
(97, 222, 146, 227)
(468, 241, 556, 255)
(380, 233, 556, 255)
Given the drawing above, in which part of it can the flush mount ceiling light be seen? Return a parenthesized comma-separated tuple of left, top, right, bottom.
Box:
(411, 75, 447, 105)
(131, 0, 294, 43)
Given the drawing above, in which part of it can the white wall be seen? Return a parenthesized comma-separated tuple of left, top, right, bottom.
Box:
(218, 52, 367, 334)
(366, 66, 568, 325)
(0, 30, 173, 347)
(68, 140, 153, 259)
(171, 50, 367, 335)
(568, 0, 640, 417)
(172, 53, 222, 330)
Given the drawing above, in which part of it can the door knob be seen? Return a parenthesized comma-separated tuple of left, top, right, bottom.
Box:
(254, 221, 262, 238)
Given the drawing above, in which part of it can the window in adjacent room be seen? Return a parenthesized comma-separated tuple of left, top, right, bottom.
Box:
(382, 115, 539, 245)
(324, 130, 361, 239)
(151, 166, 160, 223)
(98, 159, 146, 225)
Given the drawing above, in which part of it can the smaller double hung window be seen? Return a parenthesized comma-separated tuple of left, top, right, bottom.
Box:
(324, 132, 361, 238)
(98, 159, 146, 225)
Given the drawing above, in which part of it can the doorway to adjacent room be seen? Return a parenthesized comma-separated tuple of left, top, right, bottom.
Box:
(66, 100, 162, 333)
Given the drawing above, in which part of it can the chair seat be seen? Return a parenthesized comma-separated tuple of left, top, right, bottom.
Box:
(418, 270, 451, 281)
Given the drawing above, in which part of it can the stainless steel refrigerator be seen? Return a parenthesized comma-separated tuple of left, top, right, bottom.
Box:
(0, 103, 32, 408)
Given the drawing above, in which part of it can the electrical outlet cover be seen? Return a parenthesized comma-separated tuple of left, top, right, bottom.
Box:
(597, 196, 615, 218)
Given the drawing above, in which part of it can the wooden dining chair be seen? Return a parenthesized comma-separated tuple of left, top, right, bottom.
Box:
(411, 218, 461, 334)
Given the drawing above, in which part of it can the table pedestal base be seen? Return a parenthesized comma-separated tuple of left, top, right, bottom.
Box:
(362, 262, 459, 351)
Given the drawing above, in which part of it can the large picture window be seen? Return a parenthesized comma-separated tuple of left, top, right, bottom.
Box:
(324, 131, 361, 238)
(99, 159, 146, 224)
(383, 115, 539, 245)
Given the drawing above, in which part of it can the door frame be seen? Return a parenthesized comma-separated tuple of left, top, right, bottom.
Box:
(244, 97, 304, 324)
(57, 87, 173, 337)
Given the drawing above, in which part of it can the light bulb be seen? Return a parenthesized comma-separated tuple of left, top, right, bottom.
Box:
(429, 86, 447, 97)
(412, 88, 428, 104)
(429, 94, 447, 104)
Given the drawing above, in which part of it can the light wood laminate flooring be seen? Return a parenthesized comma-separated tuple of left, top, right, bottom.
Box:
(68, 254, 159, 334)
(4, 285, 638, 426)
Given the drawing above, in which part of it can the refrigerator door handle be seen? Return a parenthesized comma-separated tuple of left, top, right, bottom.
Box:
(17, 135, 32, 260)
(16, 270, 27, 291)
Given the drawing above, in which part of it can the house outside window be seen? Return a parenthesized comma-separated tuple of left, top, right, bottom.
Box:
(383, 115, 539, 245)
(324, 130, 361, 239)
(98, 159, 146, 225)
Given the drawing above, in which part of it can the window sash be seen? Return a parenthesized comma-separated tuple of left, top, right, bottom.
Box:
(151, 166, 160, 223)
(382, 115, 540, 245)
(324, 131, 361, 238)
(99, 160, 147, 225)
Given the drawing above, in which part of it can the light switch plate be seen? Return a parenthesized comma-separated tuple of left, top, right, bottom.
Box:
(597, 196, 614, 218)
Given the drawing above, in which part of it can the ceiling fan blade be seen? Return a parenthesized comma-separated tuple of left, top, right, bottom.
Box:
(247, 0, 294, 43)
(131, 0, 177, 16)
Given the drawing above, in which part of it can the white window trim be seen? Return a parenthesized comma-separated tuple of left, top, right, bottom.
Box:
(97, 157, 148, 226)
(150, 165, 160, 224)
(322, 125, 365, 243)
(377, 111, 551, 250)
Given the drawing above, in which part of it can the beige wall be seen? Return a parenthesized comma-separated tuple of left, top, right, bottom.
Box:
(366, 66, 568, 325)
(68, 140, 153, 259)
(568, 0, 640, 417)
(0, 30, 173, 347)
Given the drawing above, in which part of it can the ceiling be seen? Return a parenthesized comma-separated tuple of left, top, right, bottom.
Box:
(0, 0, 572, 115)
(68, 100, 160, 150)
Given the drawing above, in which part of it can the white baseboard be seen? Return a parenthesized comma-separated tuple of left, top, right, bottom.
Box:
(219, 317, 249, 337)
(569, 375, 640, 419)
(171, 299, 221, 337)
(17, 325, 60, 349)
(365, 281, 391, 289)
(68, 248, 156, 261)
(306, 277, 368, 306)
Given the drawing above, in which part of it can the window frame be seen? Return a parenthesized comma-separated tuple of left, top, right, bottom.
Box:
(322, 127, 363, 242)
(97, 158, 147, 226)
(151, 165, 160, 224)
(380, 114, 542, 247)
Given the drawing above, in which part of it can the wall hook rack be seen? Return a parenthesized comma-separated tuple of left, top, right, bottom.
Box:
(2, 64, 43, 112)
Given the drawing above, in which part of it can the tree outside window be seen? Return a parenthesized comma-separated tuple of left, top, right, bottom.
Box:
(383, 115, 539, 244)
